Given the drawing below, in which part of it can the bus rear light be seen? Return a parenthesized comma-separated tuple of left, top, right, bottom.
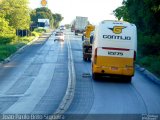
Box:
(94, 48, 97, 64)
(134, 51, 136, 61)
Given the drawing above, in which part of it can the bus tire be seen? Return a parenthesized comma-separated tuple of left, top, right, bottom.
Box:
(125, 77, 132, 83)
(92, 73, 99, 80)
(83, 57, 87, 61)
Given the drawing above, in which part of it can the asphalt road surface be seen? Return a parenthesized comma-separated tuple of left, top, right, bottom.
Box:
(0, 30, 160, 120)
(0, 33, 68, 114)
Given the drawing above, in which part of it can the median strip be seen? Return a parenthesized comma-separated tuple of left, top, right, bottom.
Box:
(54, 33, 76, 116)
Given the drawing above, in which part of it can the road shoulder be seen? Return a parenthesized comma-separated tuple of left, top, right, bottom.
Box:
(136, 64, 160, 85)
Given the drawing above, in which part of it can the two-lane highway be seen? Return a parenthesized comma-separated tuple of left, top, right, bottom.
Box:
(0, 30, 160, 120)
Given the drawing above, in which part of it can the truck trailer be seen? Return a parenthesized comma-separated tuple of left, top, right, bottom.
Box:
(75, 16, 88, 35)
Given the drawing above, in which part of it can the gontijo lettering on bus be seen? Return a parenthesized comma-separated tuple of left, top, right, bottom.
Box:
(103, 26, 132, 40)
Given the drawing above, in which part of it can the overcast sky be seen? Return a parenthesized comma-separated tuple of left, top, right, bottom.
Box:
(29, 0, 123, 25)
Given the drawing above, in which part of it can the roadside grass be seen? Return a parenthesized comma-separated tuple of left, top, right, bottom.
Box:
(137, 55, 160, 78)
(0, 36, 35, 61)
(137, 32, 160, 78)
(0, 28, 48, 61)
(0, 45, 17, 61)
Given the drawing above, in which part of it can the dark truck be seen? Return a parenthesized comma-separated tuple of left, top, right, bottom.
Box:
(82, 33, 94, 61)
(83, 44, 92, 61)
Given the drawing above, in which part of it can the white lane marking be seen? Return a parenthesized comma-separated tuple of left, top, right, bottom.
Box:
(54, 31, 76, 114)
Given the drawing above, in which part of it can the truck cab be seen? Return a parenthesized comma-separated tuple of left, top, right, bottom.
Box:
(82, 24, 95, 61)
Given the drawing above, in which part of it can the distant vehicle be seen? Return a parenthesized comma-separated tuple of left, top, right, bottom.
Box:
(74, 16, 88, 35)
(54, 29, 60, 32)
(60, 25, 66, 30)
(54, 31, 64, 41)
(91, 20, 137, 82)
(71, 24, 75, 32)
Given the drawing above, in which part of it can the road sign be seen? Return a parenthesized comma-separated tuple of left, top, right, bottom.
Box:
(41, 0, 47, 7)
(38, 19, 50, 29)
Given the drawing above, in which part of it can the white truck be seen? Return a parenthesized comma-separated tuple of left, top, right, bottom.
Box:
(75, 16, 88, 35)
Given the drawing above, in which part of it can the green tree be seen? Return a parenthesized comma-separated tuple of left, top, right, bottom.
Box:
(114, 0, 160, 34)
(0, 0, 30, 30)
(113, 5, 130, 21)
(52, 13, 63, 28)
(113, 0, 160, 76)
(0, 16, 16, 44)
(30, 8, 63, 29)
(30, 7, 54, 28)
(0, 17, 15, 36)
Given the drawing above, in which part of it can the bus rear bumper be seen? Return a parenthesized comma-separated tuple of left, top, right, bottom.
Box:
(92, 65, 134, 77)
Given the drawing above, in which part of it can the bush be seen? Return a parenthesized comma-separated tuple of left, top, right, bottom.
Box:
(31, 31, 39, 37)
(0, 45, 17, 61)
(19, 36, 35, 44)
(137, 55, 160, 77)
(34, 28, 46, 33)
(138, 32, 160, 56)
(0, 34, 36, 61)
(0, 35, 16, 44)
(151, 61, 160, 76)
(137, 32, 160, 78)
(138, 56, 154, 67)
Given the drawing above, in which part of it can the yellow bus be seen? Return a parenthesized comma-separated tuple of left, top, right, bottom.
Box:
(91, 20, 137, 82)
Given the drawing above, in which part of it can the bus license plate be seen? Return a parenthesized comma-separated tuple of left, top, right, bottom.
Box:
(111, 67, 118, 70)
